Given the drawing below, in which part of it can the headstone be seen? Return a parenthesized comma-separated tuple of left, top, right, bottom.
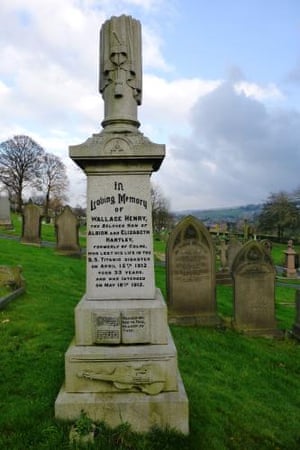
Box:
(284, 240, 297, 278)
(232, 240, 281, 337)
(55, 205, 81, 256)
(55, 15, 189, 434)
(167, 215, 219, 326)
(0, 191, 12, 229)
(227, 237, 242, 270)
(216, 239, 232, 285)
(21, 201, 42, 246)
(260, 239, 272, 255)
(292, 290, 300, 340)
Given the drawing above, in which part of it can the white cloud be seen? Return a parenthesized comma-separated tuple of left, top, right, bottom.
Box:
(158, 81, 300, 210)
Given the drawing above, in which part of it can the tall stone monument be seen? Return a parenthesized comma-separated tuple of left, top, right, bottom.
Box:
(55, 15, 189, 433)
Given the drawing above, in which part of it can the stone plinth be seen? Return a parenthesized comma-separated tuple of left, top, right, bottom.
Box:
(64, 329, 177, 394)
(75, 289, 168, 345)
(55, 371, 189, 434)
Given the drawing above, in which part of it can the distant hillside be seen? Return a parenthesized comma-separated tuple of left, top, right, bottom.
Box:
(174, 204, 262, 224)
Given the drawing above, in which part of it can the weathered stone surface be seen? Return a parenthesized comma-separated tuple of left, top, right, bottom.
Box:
(0, 192, 12, 228)
(167, 215, 219, 326)
(55, 205, 81, 256)
(284, 240, 297, 278)
(65, 329, 177, 394)
(232, 240, 280, 337)
(227, 237, 242, 270)
(0, 265, 24, 289)
(55, 370, 189, 434)
(99, 15, 142, 131)
(75, 289, 168, 345)
(21, 202, 42, 246)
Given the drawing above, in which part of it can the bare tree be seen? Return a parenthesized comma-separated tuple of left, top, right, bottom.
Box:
(38, 153, 69, 220)
(151, 183, 174, 232)
(0, 135, 45, 212)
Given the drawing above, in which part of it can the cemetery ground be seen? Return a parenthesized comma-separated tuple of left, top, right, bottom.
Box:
(0, 218, 299, 449)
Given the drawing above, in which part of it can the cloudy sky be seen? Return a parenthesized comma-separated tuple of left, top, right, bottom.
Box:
(1, 0, 300, 211)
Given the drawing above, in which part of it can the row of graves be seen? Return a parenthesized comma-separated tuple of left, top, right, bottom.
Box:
(0, 191, 82, 257)
(20, 201, 81, 256)
(166, 215, 300, 340)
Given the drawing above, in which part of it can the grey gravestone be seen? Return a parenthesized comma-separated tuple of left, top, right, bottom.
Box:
(232, 240, 280, 337)
(167, 215, 219, 326)
(55, 15, 188, 434)
(260, 239, 272, 255)
(21, 202, 42, 246)
(227, 237, 242, 270)
(292, 290, 300, 340)
(0, 191, 12, 228)
(55, 205, 81, 256)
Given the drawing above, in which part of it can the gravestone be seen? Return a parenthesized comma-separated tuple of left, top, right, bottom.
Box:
(21, 202, 42, 246)
(232, 240, 280, 337)
(216, 239, 232, 285)
(292, 290, 300, 340)
(55, 206, 81, 256)
(167, 215, 219, 326)
(0, 191, 12, 229)
(284, 240, 297, 278)
(55, 15, 189, 434)
(260, 239, 272, 255)
(227, 237, 242, 270)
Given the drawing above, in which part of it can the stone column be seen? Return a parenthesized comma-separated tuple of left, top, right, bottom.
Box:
(284, 240, 297, 278)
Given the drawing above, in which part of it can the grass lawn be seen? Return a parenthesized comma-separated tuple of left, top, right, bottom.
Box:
(0, 225, 299, 449)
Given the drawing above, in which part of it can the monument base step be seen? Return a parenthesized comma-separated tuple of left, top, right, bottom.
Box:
(168, 313, 221, 327)
(64, 329, 178, 394)
(55, 371, 189, 435)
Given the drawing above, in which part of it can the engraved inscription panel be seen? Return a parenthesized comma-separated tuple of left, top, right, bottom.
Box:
(122, 309, 150, 343)
(86, 175, 155, 299)
(93, 312, 121, 344)
(92, 309, 150, 344)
